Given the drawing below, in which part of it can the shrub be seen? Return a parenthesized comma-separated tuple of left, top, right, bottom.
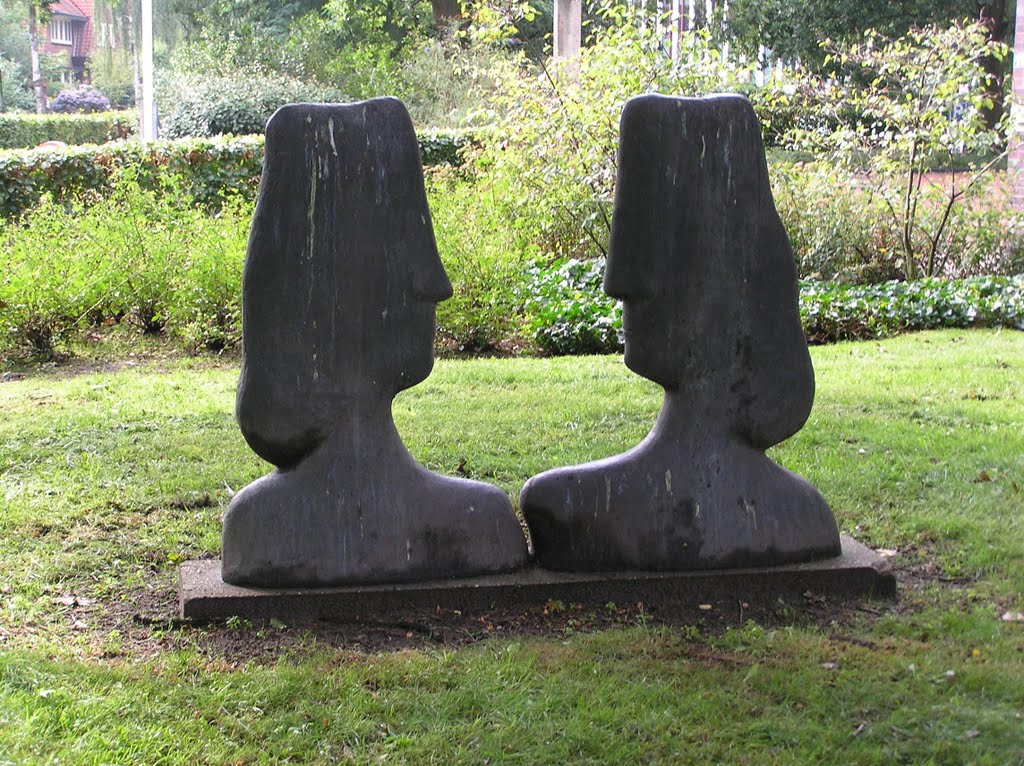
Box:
(800, 277, 1024, 343)
(781, 22, 1009, 279)
(524, 257, 621, 355)
(522, 257, 1024, 354)
(0, 129, 475, 219)
(427, 166, 535, 353)
(157, 70, 348, 139)
(0, 111, 135, 149)
(50, 86, 111, 114)
(772, 162, 1024, 282)
(0, 135, 263, 219)
(0, 175, 251, 359)
(0, 57, 34, 113)
(475, 2, 757, 264)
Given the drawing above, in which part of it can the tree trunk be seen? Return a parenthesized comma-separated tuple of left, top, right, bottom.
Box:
(978, 1, 1008, 132)
(28, 2, 48, 114)
(125, 8, 142, 114)
(430, 0, 461, 22)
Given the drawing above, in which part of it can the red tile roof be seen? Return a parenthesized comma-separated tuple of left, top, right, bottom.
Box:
(51, 0, 88, 19)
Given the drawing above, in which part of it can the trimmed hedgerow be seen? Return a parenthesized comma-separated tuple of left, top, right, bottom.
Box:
(0, 136, 264, 219)
(0, 111, 135, 150)
(523, 258, 1024, 354)
(0, 130, 472, 219)
(799, 277, 1024, 343)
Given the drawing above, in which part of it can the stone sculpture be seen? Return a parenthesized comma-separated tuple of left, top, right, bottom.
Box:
(222, 98, 529, 587)
(520, 94, 842, 571)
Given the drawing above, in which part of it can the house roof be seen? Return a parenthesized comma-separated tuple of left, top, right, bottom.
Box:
(51, 0, 89, 20)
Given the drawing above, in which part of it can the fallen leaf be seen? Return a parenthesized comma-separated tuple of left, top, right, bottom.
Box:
(973, 470, 992, 483)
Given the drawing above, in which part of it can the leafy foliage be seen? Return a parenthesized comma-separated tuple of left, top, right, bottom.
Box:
(0, 111, 135, 150)
(726, 0, 973, 68)
(427, 166, 537, 352)
(157, 69, 346, 139)
(473, 2, 757, 264)
(772, 161, 1024, 282)
(524, 257, 621, 355)
(521, 257, 1024, 353)
(0, 176, 250, 357)
(779, 22, 1010, 278)
(0, 130, 473, 219)
(800, 276, 1024, 343)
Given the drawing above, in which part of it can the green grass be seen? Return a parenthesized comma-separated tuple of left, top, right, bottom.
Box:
(1, 329, 1023, 764)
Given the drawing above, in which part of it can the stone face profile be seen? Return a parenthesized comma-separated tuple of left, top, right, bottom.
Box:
(221, 98, 529, 587)
(520, 94, 842, 571)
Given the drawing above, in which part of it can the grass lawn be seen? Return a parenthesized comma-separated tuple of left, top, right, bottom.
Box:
(1, 329, 1022, 765)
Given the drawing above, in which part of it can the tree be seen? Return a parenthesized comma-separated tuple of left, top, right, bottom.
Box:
(783, 22, 1009, 279)
(727, 0, 1013, 129)
(27, 0, 56, 113)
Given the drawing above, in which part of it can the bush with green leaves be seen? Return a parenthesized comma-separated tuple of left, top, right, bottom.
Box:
(0, 111, 135, 150)
(800, 277, 1024, 343)
(157, 69, 347, 139)
(0, 135, 263, 219)
(0, 56, 34, 113)
(0, 175, 250, 358)
(771, 161, 1024, 282)
(0, 129, 474, 220)
(778, 22, 1010, 279)
(524, 257, 621, 355)
(473, 2, 758, 263)
(522, 256, 1024, 354)
(427, 166, 536, 352)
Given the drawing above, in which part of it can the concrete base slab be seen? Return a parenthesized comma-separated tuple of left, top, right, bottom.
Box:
(179, 535, 895, 622)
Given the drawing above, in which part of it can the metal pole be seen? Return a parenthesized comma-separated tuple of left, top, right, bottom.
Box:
(1012, 0, 1024, 209)
(141, 0, 156, 140)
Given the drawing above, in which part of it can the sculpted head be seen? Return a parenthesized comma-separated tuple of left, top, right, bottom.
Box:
(252, 98, 452, 397)
(604, 94, 781, 391)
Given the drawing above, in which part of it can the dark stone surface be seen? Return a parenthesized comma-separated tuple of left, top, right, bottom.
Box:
(181, 536, 895, 621)
(521, 94, 841, 571)
(221, 99, 529, 587)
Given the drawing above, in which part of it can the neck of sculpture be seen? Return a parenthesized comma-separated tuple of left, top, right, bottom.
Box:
(652, 386, 726, 440)
(323, 391, 407, 463)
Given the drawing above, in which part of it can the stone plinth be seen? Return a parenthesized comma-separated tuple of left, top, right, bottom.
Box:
(181, 536, 894, 622)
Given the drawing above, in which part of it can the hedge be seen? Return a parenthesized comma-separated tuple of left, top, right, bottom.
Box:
(526, 257, 1024, 354)
(0, 111, 136, 150)
(0, 129, 472, 219)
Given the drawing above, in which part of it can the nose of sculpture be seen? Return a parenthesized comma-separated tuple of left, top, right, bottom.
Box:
(602, 242, 651, 301)
(410, 234, 454, 304)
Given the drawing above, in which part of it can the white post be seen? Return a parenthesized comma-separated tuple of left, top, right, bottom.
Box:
(670, 0, 682, 60)
(1012, 0, 1024, 209)
(553, 0, 582, 59)
(140, 0, 156, 140)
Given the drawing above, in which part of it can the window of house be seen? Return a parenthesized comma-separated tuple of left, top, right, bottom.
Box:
(49, 18, 74, 45)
